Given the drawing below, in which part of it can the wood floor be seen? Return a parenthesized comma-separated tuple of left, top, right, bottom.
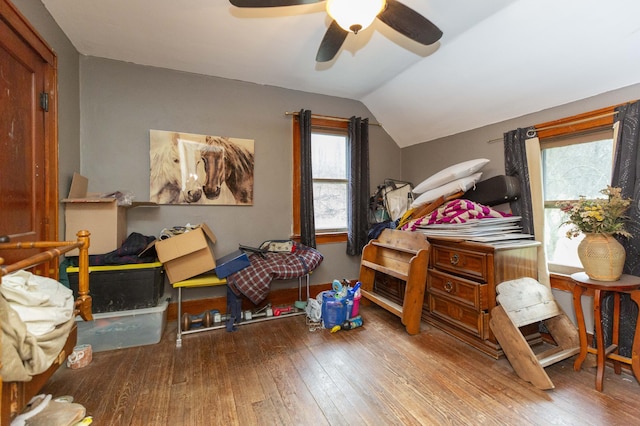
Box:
(41, 304, 640, 425)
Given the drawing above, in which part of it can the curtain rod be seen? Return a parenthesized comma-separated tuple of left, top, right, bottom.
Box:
(534, 111, 618, 133)
(285, 111, 381, 127)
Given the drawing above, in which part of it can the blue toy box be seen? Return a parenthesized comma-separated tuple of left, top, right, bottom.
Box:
(215, 250, 251, 278)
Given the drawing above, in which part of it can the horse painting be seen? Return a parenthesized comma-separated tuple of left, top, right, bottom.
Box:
(149, 130, 254, 205)
(202, 136, 254, 204)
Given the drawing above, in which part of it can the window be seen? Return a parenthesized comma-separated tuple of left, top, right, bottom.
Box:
(312, 132, 348, 231)
(293, 116, 349, 244)
(542, 131, 614, 271)
(538, 107, 617, 274)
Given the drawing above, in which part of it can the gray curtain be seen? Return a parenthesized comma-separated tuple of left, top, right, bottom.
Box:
(299, 109, 316, 248)
(602, 100, 640, 357)
(503, 127, 536, 235)
(612, 100, 640, 274)
(346, 116, 370, 256)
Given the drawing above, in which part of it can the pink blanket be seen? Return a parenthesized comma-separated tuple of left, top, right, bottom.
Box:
(401, 199, 511, 231)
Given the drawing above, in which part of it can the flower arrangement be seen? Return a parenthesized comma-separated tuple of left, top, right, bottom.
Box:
(557, 186, 632, 238)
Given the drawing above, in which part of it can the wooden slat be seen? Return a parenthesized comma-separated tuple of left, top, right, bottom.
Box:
(361, 259, 409, 282)
(360, 289, 403, 317)
(371, 241, 418, 254)
(538, 347, 581, 368)
(504, 301, 562, 328)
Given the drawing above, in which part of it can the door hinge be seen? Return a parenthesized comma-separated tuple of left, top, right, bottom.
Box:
(40, 92, 49, 112)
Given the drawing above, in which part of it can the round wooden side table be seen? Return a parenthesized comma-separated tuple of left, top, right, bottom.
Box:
(571, 272, 640, 391)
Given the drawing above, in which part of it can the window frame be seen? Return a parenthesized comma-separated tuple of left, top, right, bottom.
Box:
(536, 105, 618, 277)
(292, 115, 349, 244)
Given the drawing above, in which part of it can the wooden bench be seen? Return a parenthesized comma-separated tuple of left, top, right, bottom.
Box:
(359, 229, 430, 335)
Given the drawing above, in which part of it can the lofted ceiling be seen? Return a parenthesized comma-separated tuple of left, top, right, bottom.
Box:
(41, 0, 640, 148)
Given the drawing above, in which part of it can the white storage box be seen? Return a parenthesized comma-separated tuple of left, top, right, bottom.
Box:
(77, 299, 168, 352)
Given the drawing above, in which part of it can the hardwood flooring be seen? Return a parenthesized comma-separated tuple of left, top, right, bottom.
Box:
(41, 305, 640, 425)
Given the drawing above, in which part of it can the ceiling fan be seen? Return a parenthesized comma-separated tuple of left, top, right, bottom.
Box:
(229, 0, 443, 62)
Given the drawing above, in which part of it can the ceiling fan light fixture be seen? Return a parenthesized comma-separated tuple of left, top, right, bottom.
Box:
(326, 0, 386, 34)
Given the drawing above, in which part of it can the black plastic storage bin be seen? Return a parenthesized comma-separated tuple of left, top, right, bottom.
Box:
(67, 262, 164, 313)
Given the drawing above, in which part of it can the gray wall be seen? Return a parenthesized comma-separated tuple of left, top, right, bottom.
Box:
(78, 57, 400, 300)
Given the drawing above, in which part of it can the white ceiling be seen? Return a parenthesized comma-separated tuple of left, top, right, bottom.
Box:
(41, 0, 640, 148)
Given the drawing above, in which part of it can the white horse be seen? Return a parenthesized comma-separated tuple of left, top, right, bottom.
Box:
(150, 134, 203, 204)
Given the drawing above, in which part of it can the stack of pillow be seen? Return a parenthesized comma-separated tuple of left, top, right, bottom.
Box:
(411, 158, 490, 208)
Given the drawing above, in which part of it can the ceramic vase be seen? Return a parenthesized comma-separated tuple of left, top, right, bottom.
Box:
(577, 233, 625, 281)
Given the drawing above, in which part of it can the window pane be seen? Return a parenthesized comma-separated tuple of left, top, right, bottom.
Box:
(312, 134, 347, 179)
(313, 182, 347, 230)
(543, 139, 612, 200)
(543, 138, 612, 267)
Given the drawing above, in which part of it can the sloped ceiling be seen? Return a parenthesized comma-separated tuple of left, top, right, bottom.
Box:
(41, 0, 640, 147)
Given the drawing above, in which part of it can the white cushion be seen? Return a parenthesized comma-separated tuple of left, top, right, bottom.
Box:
(413, 158, 490, 194)
(411, 173, 482, 208)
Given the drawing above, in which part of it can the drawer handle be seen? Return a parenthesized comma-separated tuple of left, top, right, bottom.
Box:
(450, 254, 459, 265)
(444, 281, 453, 292)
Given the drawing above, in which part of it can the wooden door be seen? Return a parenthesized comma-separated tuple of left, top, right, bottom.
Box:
(0, 1, 58, 418)
(0, 0, 58, 265)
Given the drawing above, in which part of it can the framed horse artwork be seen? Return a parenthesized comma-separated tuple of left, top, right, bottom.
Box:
(149, 129, 254, 205)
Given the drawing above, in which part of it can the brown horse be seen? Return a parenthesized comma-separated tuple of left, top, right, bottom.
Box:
(202, 136, 254, 204)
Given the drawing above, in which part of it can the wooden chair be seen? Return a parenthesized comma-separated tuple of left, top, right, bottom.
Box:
(490, 277, 580, 390)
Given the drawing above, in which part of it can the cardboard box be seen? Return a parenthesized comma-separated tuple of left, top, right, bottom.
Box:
(215, 250, 250, 278)
(62, 173, 155, 255)
(154, 223, 217, 283)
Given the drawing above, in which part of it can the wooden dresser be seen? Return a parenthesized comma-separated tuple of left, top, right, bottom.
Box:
(424, 237, 540, 358)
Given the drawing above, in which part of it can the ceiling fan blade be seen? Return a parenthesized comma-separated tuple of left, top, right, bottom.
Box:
(316, 20, 348, 62)
(377, 0, 443, 45)
(229, 0, 322, 7)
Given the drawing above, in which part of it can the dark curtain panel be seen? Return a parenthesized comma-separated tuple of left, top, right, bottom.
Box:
(299, 109, 316, 248)
(611, 100, 640, 274)
(503, 127, 536, 235)
(346, 116, 370, 256)
(602, 100, 640, 357)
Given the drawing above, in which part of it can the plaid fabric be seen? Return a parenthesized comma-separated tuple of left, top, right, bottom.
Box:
(227, 245, 323, 305)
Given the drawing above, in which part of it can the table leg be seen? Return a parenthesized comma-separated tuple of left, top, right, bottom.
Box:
(629, 290, 640, 386)
(613, 292, 622, 375)
(594, 289, 605, 392)
(573, 284, 589, 371)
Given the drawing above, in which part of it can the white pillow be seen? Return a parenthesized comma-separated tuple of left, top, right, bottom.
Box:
(411, 173, 482, 208)
(413, 158, 490, 194)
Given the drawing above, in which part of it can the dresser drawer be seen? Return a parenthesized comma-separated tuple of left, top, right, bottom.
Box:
(431, 245, 488, 282)
(429, 294, 489, 339)
(428, 269, 489, 310)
